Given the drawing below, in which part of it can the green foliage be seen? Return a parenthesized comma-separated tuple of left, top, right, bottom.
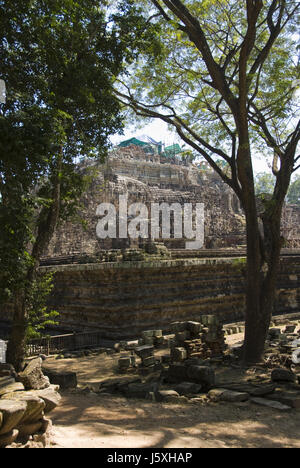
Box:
(0, 190, 35, 303)
(0, 2, 157, 368)
(287, 175, 300, 205)
(26, 272, 59, 340)
(255, 172, 300, 206)
(0, 0, 150, 301)
(255, 172, 276, 195)
(232, 257, 247, 266)
(120, 0, 299, 170)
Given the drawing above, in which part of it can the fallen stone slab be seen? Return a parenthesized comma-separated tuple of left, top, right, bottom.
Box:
(42, 368, 77, 389)
(1, 392, 45, 423)
(189, 396, 208, 404)
(0, 429, 19, 448)
(208, 389, 227, 401)
(134, 345, 154, 359)
(269, 390, 300, 409)
(174, 382, 202, 395)
(0, 380, 25, 397)
(0, 399, 27, 435)
(125, 382, 159, 399)
(155, 390, 180, 402)
(18, 358, 50, 390)
(208, 388, 249, 402)
(271, 368, 296, 383)
(250, 397, 292, 411)
(99, 376, 142, 393)
(219, 382, 276, 397)
(29, 387, 61, 414)
(18, 420, 43, 437)
(115, 378, 142, 394)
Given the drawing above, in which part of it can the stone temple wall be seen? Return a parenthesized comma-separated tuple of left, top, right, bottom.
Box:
(32, 256, 300, 340)
(44, 146, 300, 258)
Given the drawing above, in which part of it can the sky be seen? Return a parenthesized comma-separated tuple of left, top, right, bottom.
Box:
(110, 120, 272, 175)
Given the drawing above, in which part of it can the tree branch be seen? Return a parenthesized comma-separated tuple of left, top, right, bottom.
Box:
(160, 0, 239, 116)
(30, 150, 63, 269)
(150, 0, 172, 21)
(114, 88, 243, 197)
(247, 0, 300, 84)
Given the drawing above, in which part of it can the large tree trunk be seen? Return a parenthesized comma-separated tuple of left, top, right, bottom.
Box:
(243, 202, 284, 364)
(6, 153, 62, 370)
(6, 293, 27, 372)
(243, 224, 264, 364)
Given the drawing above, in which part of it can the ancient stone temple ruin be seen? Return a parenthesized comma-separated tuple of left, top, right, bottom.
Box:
(1, 139, 300, 338)
(44, 139, 300, 259)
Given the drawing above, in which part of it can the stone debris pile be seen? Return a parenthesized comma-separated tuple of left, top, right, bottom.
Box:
(170, 316, 227, 362)
(118, 341, 164, 376)
(107, 317, 300, 413)
(118, 328, 169, 374)
(265, 322, 300, 368)
(0, 358, 61, 448)
(117, 316, 228, 374)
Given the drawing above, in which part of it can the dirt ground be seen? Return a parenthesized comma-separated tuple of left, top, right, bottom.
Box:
(44, 333, 300, 449)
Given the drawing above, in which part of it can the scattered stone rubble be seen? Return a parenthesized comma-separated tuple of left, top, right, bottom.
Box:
(0, 357, 61, 448)
(170, 316, 227, 360)
(105, 316, 300, 412)
(2, 315, 300, 446)
(55, 346, 115, 360)
(117, 316, 227, 374)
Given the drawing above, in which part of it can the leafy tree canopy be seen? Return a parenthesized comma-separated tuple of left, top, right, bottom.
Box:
(115, 0, 300, 364)
(255, 171, 300, 206)
(0, 0, 155, 316)
(255, 172, 276, 194)
(116, 0, 300, 190)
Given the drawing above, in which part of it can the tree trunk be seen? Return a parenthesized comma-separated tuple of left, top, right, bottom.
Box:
(243, 203, 283, 364)
(6, 152, 62, 371)
(242, 210, 265, 364)
(6, 293, 27, 372)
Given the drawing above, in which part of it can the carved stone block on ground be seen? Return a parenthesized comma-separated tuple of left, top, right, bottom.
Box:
(250, 397, 292, 411)
(0, 399, 27, 435)
(18, 358, 50, 390)
(271, 368, 296, 383)
(0, 429, 19, 448)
